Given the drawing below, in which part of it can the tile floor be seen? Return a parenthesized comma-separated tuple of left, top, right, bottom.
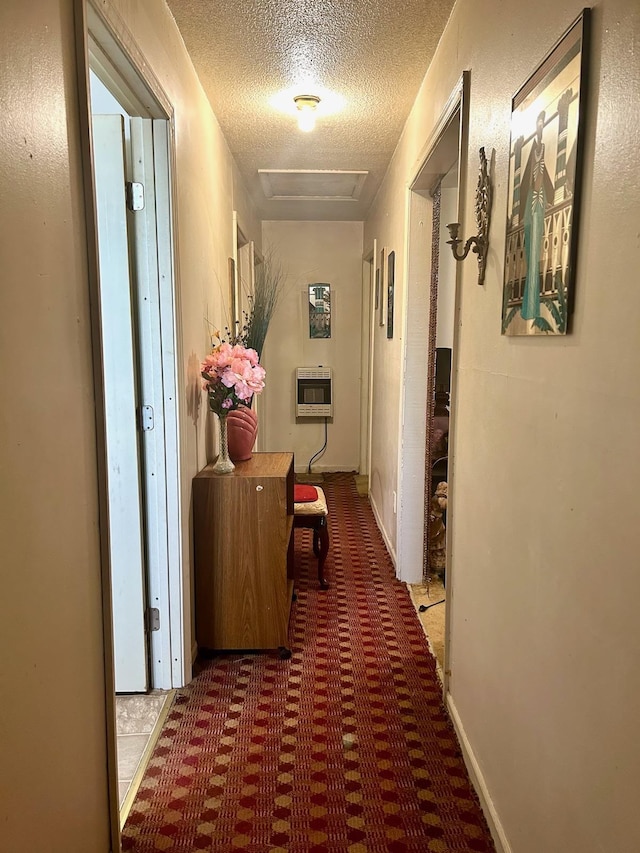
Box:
(116, 691, 174, 811)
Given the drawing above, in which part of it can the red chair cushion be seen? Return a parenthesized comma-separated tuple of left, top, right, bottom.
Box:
(294, 485, 318, 503)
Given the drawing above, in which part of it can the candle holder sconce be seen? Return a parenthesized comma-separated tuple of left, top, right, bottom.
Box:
(446, 147, 493, 285)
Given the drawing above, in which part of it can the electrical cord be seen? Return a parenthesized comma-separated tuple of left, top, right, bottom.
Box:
(418, 599, 445, 612)
(308, 416, 328, 473)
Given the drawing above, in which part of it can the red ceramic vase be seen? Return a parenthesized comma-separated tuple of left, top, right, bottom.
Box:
(227, 405, 259, 462)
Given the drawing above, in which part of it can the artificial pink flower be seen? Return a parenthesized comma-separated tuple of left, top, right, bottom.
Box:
(245, 347, 259, 366)
(246, 364, 266, 391)
(234, 381, 253, 401)
(201, 341, 266, 416)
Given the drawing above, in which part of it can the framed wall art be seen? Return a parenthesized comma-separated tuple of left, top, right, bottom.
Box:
(308, 283, 331, 338)
(379, 247, 387, 327)
(387, 250, 395, 339)
(502, 9, 590, 336)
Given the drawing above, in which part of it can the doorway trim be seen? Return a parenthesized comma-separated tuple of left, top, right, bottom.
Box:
(74, 1, 185, 846)
(84, 1, 185, 693)
(397, 73, 470, 695)
(361, 239, 377, 481)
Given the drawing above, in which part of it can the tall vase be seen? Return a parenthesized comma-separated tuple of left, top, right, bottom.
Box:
(212, 413, 235, 474)
(227, 405, 259, 462)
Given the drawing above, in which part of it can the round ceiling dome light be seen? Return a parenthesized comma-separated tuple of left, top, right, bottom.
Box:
(270, 86, 344, 121)
(294, 94, 321, 132)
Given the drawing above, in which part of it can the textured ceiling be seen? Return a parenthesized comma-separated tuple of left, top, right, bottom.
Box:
(165, 0, 455, 221)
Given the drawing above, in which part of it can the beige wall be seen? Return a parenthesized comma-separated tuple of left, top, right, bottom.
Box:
(0, 0, 257, 849)
(0, 2, 112, 850)
(261, 221, 364, 473)
(365, 0, 640, 850)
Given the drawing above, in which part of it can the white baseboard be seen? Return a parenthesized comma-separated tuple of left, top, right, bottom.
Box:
(446, 694, 511, 853)
(369, 492, 397, 570)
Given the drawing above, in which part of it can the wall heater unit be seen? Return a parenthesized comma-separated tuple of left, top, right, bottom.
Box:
(296, 367, 333, 417)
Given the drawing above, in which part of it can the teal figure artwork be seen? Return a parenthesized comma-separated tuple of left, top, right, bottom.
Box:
(520, 110, 554, 321)
(502, 11, 590, 336)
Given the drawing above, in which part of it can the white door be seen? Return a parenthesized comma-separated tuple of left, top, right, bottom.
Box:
(92, 114, 148, 693)
(128, 117, 176, 688)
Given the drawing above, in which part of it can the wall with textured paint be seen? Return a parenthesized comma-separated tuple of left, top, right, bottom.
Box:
(0, 2, 112, 849)
(0, 0, 258, 850)
(366, 1, 640, 850)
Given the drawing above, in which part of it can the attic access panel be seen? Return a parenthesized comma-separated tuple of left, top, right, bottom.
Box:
(258, 169, 368, 201)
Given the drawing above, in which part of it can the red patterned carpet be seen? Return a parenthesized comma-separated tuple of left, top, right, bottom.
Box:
(122, 473, 494, 852)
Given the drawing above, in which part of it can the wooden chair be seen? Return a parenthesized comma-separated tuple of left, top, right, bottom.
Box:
(293, 486, 330, 589)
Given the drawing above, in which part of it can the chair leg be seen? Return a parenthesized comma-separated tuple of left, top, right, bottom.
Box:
(316, 517, 329, 590)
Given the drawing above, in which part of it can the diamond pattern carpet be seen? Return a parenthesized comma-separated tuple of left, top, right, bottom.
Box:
(122, 473, 494, 852)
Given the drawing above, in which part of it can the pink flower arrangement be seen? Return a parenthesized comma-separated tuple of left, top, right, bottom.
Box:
(201, 341, 266, 416)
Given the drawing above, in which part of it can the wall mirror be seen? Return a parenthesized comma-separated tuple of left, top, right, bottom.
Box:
(308, 283, 331, 338)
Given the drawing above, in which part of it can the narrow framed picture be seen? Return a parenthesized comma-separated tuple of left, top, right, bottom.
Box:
(502, 9, 590, 336)
(387, 250, 395, 339)
(308, 283, 331, 338)
(379, 247, 387, 326)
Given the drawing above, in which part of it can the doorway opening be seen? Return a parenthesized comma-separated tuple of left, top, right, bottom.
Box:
(398, 73, 469, 692)
(88, 35, 182, 695)
(360, 238, 377, 487)
(77, 0, 185, 843)
(232, 213, 267, 449)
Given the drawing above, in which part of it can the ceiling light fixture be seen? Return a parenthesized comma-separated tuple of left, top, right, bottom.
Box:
(270, 87, 344, 121)
(294, 94, 321, 132)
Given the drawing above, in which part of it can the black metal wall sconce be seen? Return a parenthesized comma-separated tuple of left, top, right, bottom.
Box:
(446, 147, 493, 285)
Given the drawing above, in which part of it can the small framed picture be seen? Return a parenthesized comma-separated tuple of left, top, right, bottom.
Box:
(308, 283, 331, 338)
(379, 247, 387, 327)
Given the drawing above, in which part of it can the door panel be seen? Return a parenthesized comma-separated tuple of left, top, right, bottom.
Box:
(152, 119, 183, 687)
(92, 114, 148, 693)
(129, 117, 172, 687)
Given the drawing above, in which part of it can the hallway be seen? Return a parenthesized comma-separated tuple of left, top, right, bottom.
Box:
(122, 474, 494, 852)
(4, 1, 640, 851)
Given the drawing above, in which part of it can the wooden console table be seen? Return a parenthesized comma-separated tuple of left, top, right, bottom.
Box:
(193, 452, 294, 656)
